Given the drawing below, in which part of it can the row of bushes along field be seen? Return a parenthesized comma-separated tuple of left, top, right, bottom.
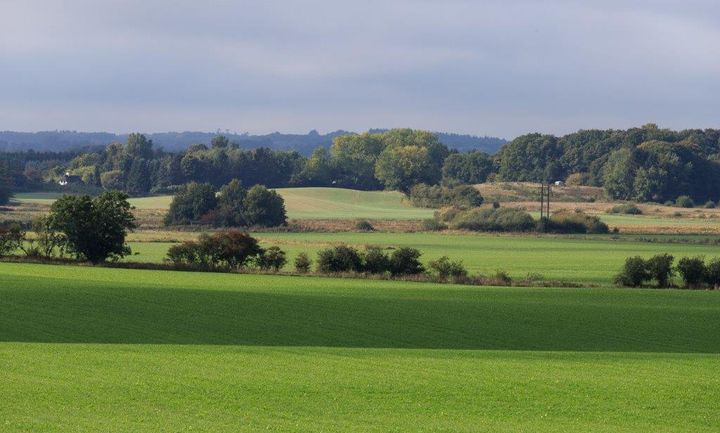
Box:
(615, 254, 720, 289)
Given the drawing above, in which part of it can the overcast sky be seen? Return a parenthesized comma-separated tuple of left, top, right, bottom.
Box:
(1, 0, 718, 139)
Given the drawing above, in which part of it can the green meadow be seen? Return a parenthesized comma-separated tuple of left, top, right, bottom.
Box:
(125, 232, 720, 285)
(0, 263, 718, 432)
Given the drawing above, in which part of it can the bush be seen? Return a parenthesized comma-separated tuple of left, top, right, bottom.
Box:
(450, 207, 536, 232)
(364, 246, 392, 274)
(317, 245, 363, 273)
(389, 247, 424, 275)
(294, 252, 312, 273)
(493, 270, 512, 285)
(421, 219, 447, 231)
(646, 254, 674, 288)
(429, 256, 467, 280)
(257, 246, 287, 271)
(409, 184, 483, 208)
(704, 200, 716, 209)
(355, 220, 375, 232)
(166, 230, 263, 270)
(544, 210, 609, 234)
(614, 256, 650, 287)
(31, 215, 66, 258)
(607, 204, 642, 215)
(676, 256, 706, 288)
(492, 201, 501, 209)
(0, 223, 25, 257)
(705, 258, 720, 288)
(675, 195, 695, 208)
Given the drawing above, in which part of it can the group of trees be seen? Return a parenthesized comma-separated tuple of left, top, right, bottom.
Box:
(615, 254, 720, 289)
(497, 124, 720, 203)
(164, 180, 287, 227)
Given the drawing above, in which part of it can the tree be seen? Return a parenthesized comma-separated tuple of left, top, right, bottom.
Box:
(317, 245, 363, 273)
(164, 182, 217, 225)
(48, 191, 136, 263)
(330, 133, 386, 189)
(497, 134, 563, 182)
(216, 179, 247, 226)
(0, 159, 14, 205)
(125, 133, 154, 160)
(294, 252, 312, 273)
(646, 254, 674, 288)
(442, 151, 494, 185)
(676, 256, 706, 288)
(242, 185, 287, 227)
(211, 135, 230, 149)
(0, 223, 25, 257)
(389, 247, 424, 275)
(125, 158, 152, 195)
(257, 246, 287, 271)
(101, 170, 125, 191)
(613, 256, 650, 287)
(603, 148, 637, 200)
(375, 145, 438, 193)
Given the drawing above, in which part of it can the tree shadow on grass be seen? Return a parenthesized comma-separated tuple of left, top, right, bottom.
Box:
(0, 284, 718, 353)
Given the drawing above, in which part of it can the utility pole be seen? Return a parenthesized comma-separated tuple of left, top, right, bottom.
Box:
(540, 182, 551, 230)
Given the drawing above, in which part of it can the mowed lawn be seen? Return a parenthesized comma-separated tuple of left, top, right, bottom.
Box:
(0, 263, 719, 432)
(126, 232, 720, 285)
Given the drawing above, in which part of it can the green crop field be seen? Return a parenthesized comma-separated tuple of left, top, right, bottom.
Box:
(124, 232, 720, 285)
(0, 262, 718, 432)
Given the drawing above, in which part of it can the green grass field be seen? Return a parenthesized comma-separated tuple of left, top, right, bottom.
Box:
(13, 188, 433, 220)
(0, 262, 719, 432)
(124, 232, 720, 285)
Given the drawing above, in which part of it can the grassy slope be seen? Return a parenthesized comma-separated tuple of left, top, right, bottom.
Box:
(13, 188, 433, 220)
(0, 263, 719, 432)
(126, 232, 720, 285)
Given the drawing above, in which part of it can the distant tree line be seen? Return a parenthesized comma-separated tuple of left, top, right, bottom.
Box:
(3, 124, 720, 204)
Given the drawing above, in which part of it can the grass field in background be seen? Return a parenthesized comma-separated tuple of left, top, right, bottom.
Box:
(124, 232, 720, 285)
(0, 263, 718, 432)
(14, 188, 720, 232)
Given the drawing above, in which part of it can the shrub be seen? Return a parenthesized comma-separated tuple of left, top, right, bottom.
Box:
(676, 256, 706, 288)
(421, 219, 447, 231)
(704, 200, 716, 209)
(646, 254, 674, 288)
(257, 246, 287, 271)
(317, 245, 363, 273)
(429, 256, 467, 280)
(607, 204, 643, 215)
(544, 210, 609, 234)
(294, 252, 312, 273)
(675, 195, 695, 208)
(451, 207, 536, 232)
(364, 246, 392, 274)
(409, 184, 483, 208)
(493, 270, 512, 285)
(166, 230, 263, 270)
(32, 215, 66, 258)
(613, 256, 650, 287)
(389, 247, 424, 275)
(0, 223, 25, 257)
(663, 200, 674, 206)
(705, 258, 720, 288)
(492, 201, 501, 209)
(355, 220, 375, 232)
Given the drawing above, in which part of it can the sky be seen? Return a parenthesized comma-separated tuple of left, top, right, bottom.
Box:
(1, 0, 719, 139)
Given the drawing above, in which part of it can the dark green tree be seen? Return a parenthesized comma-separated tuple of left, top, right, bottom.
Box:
(164, 182, 218, 225)
(48, 191, 136, 263)
(242, 185, 287, 227)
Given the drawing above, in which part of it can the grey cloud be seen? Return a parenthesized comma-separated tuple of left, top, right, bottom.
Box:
(0, 0, 718, 137)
